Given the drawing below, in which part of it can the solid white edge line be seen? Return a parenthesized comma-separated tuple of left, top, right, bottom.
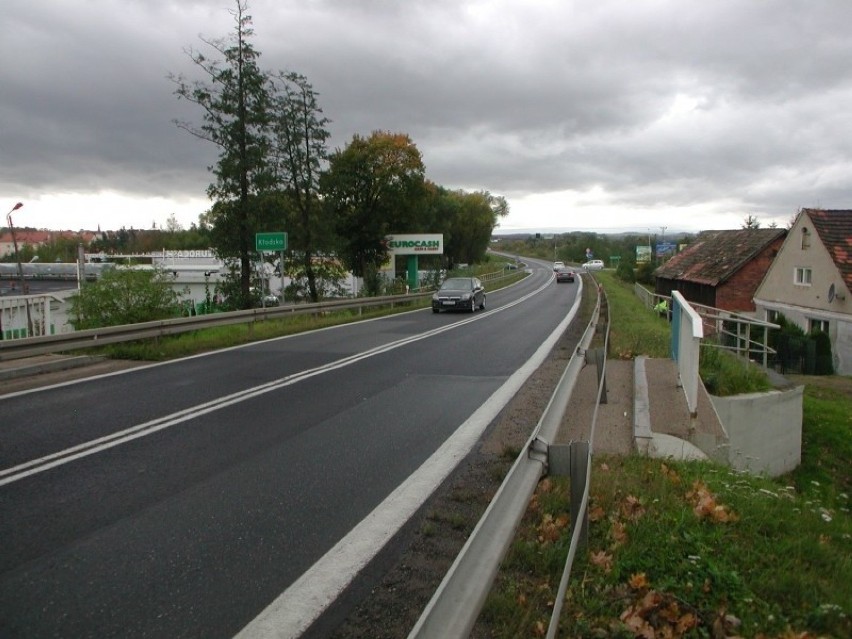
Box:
(0, 276, 551, 486)
(235, 278, 582, 639)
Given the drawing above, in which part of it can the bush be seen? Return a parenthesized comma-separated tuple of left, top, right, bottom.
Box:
(812, 330, 835, 375)
(700, 346, 771, 396)
(635, 261, 656, 285)
(615, 261, 635, 283)
(69, 268, 183, 329)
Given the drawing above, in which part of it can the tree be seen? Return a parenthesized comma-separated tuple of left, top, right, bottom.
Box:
(69, 268, 183, 329)
(742, 214, 761, 229)
(321, 131, 427, 283)
(268, 71, 332, 302)
(165, 213, 184, 233)
(170, 0, 273, 309)
(429, 187, 508, 268)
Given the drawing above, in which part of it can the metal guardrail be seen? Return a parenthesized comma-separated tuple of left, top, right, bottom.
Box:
(409, 276, 601, 638)
(546, 280, 609, 639)
(0, 292, 432, 361)
(0, 267, 526, 361)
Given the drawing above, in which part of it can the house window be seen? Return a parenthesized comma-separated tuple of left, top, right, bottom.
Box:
(801, 227, 811, 250)
(809, 318, 829, 334)
(794, 267, 812, 286)
(766, 309, 781, 323)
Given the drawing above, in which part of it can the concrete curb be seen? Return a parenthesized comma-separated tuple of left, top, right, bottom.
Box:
(633, 356, 708, 461)
(0, 355, 104, 381)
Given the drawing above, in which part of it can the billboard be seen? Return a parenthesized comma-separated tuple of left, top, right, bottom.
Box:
(636, 245, 652, 263)
(386, 234, 444, 255)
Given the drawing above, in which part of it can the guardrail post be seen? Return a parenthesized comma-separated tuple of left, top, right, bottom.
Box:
(569, 441, 589, 548)
(593, 347, 607, 404)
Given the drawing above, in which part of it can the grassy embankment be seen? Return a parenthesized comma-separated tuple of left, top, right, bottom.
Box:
(481, 271, 851, 638)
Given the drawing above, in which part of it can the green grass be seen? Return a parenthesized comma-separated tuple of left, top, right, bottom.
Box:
(483, 455, 851, 638)
(595, 271, 771, 396)
(80, 268, 527, 362)
(791, 384, 852, 499)
(699, 346, 772, 397)
(89, 302, 429, 361)
(480, 271, 851, 639)
(594, 271, 670, 359)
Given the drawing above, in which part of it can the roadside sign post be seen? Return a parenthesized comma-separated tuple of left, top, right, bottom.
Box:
(255, 233, 288, 307)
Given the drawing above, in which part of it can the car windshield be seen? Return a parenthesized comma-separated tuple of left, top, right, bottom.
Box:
(440, 278, 473, 291)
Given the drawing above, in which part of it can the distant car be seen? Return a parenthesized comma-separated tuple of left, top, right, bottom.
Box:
(582, 259, 604, 271)
(555, 267, 575, 283)
(553, 261, 565, 271)
(432, 277, 486, 313)
(505, 262, 519, 270)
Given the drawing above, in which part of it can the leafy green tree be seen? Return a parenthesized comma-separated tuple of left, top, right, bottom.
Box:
(321, 131, 427, 283)
(69, 268, 183, 329)
(170, 0, 273, 309)
(268, 72, 332, 302)
(422, 185, 507, 269)
(282, 255, 348, 302)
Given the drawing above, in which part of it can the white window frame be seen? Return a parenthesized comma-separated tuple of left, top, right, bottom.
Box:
(794, 267, 812, 286)
(809, 318, 829, 334)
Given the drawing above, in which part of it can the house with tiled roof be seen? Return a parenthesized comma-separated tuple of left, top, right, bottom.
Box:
(653, 227, 787, 312)
(754, 209, 852, 375)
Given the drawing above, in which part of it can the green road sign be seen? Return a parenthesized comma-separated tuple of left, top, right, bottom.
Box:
(256, 232, 287, 252)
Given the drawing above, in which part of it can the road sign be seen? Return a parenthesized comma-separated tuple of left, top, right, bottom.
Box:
(255, 232, 287, 252)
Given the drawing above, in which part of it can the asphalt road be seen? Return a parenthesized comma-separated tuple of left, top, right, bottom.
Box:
(0, 262, 581, 638)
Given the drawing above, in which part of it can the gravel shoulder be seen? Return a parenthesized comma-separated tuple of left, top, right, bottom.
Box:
(320, 286, 596, 639)
(1, 285, 596, 639)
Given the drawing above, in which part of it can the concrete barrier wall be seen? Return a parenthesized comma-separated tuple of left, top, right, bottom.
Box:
(709, 386, 803, 477)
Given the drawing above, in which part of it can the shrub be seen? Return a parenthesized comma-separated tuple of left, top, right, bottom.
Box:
(812, 330, 835, 375)
(635, 261, 656, 285)
(69, 268, 183, 329)
(615, 261, 635, 283)
(700, 346, 771, 396)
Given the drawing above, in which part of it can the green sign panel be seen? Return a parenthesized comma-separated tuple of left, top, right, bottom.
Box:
(256, 232, 288, 252)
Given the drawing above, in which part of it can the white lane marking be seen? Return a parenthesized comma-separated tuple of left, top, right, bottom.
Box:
(234, 278, 583, 639)
(0, 278, 554, 487)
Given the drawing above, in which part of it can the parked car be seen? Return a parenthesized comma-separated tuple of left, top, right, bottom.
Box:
(553, 261, 565, 271)
(555, 267, 575, 283)
(582, 259, 604, 271)
(432, 277, 486, 313)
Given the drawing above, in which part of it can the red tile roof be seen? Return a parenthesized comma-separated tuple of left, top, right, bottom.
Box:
(654, 228, 786, 286)
(804, 209, 852, 292)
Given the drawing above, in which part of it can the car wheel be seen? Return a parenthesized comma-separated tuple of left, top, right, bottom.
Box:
(432, 307, 440, 313)
(470, 298, 476, 312)
(479, 296, 485, 310)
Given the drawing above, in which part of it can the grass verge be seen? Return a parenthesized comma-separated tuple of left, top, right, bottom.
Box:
(480, 271, 851, 638)
(79, 270, 527, 362)
(483, 456, 850, 638)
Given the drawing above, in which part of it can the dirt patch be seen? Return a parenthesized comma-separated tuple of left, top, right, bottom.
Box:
(322, 287, 596, 639)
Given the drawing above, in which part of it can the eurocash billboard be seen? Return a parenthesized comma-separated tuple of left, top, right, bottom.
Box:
(386, 234, 444, 255)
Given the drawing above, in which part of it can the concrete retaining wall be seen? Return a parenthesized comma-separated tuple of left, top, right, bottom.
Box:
(709, 386, 803, 477)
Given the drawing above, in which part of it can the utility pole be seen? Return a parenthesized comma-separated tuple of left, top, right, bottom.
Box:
(6, 202, 33, 337)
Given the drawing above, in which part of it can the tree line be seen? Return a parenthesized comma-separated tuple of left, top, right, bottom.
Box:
(166, 0, 506, 308)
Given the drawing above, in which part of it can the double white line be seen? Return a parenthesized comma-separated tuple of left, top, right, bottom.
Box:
(1, 283, 548, 488)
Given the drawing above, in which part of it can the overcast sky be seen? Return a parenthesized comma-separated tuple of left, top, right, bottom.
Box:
(2, 1, 851, 235)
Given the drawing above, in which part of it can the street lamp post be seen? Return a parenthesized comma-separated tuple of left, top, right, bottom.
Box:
(6, 202, 33, 337)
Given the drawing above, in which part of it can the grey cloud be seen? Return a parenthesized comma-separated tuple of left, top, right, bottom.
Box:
(2, 0, 851, 229)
